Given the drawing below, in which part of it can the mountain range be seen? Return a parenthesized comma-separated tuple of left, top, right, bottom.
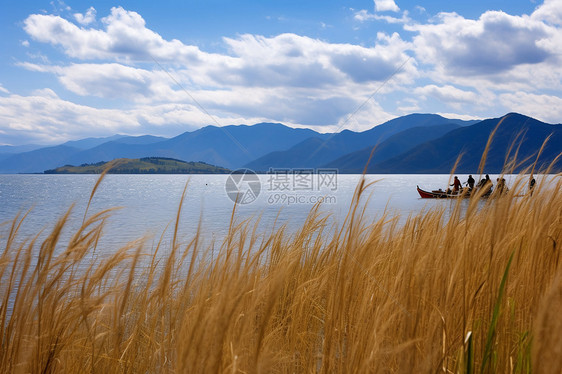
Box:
(0, 113, 560, 174)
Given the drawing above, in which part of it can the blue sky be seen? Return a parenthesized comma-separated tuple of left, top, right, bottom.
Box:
(1, 0, 561, 145)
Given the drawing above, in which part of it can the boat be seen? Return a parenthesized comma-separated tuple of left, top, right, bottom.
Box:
(417, 185, 492, 199)
(417, 185, 456, 198)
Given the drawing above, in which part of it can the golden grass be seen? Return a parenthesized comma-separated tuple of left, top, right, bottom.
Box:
(1, 170, 561, 373)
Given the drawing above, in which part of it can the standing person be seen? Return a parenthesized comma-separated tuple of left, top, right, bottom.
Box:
(466, 175, 475, 190)
(450, 176, 461, 194)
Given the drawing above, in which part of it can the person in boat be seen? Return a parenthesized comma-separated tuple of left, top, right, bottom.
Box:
(476, 174, 493, 194)
(450, 176, 461, 194)
(466, 175, 475, 190)
(529, 175, 536, 195)
(477, 174, 491, 188)
(496, 178, 507, 194)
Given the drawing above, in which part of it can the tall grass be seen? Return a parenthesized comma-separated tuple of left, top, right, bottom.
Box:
(1, 169, 561, 373)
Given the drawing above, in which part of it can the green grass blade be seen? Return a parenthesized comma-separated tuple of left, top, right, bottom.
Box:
(481, 250, 515, 373)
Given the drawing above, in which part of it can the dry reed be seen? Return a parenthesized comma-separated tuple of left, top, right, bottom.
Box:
(1, 169, 561, 373)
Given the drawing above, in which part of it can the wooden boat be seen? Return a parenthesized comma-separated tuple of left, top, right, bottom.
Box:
(417, 185, 492, 199)
(417, 185, 456, 198)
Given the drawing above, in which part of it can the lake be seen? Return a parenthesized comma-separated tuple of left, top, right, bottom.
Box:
(0, 173, 523, 253)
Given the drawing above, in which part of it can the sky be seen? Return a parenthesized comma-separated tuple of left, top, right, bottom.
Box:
(1, 0, 561, 146)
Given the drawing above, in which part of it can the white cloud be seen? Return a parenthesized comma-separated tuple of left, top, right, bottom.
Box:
(499, 92, 562, 124)
(74, 7, 96, 25)
(0, 90, 137, 141)
(10, 3, 562, 145)
(532, 0, 562, 26)
(220, 33, 413, 87)
(24, 7, 205, 63)
(0, 90, 256, 144)
(0, 84, 9, 94)
(396, 97, 421, 113)
(399, 3, 562, 118)
(21, 40, 30, 47)
(15, 60, 376, 128)
(354, 9, 372, 22)
(56, 63, 156, 99)
(354, 9, 411, 24)
(408, 11, 556, 77)
(25, 4, 416, 90)
(435, 112, 483, 121)
(32, 88, 59, 98)
(22, 7, 415, 90)
(374, 0, 400, 13)
(19, 9, 416, 128)
(415, 85, 480, 107)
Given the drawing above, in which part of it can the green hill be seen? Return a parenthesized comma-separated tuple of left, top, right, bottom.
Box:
(44, 157, 231, 174)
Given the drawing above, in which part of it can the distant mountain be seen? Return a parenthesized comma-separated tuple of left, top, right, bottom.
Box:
(44, 157, 230, 174)
(2, 113, 558, 174)
(325, 123, 462, 173)
(0, 134, 169, 173)
(107, 135, 168, 145)
(246, 114, 475, 171)
(245, 131, 356, 171)
(61, 123, 323, 171)
(0, 144, 44, 154)
(0, 144, 44, 163)
(149, 123, 325, 169)
(369, 113, 562, 173)
(0, 145, 81, 174)
(62, 134, 129, 149)
(0, 123, 323, 173)
(62, 135, 172, 167)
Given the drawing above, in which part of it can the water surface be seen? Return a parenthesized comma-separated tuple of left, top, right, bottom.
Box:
(0, 173, 519, 252)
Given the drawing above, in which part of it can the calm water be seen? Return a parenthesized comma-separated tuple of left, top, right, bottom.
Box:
(0, 174, 518, 253)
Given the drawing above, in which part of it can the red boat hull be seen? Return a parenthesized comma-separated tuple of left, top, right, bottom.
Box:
(417, 185, 462, 198)
(417, 185, 491, 199)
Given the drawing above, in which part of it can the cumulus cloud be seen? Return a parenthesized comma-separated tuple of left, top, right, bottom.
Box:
(415, 85, 479, 104)
(408, 11, 555, 76)
(499, 92, 562, 124)
(354, 9, 411, 24)
(0, 90, 256, 144)
(24, 7, 205, 63)
(20, 7, 415, 128)
(374, 0, 400, 13)
(435, 112, 483, 121)
(74, 7, 96, 25)
(532, 0, 562, 26)
(15, 60, 383, 129)
(8, 3, 562, 145)
(55, 63, 156, 99)
(220, 33, 413, 88)
(23, 7, 413, 90)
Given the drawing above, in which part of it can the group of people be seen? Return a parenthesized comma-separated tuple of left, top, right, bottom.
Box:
(447, 174, 536, 196)
(448, 175, 490, 195)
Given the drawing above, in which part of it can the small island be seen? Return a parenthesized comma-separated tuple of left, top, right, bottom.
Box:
(44, 157, 231, 174)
